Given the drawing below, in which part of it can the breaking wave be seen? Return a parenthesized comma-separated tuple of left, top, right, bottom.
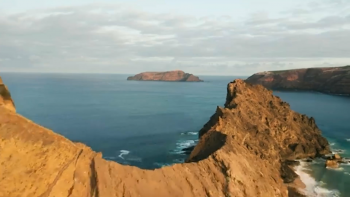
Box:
(180, 131, 198, 136)
(332, 149, 345, 154)
(295, 161, 340, 197)
(118, 150, 130, 159)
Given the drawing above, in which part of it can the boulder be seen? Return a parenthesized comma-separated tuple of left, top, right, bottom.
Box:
(334, 154, 342, 160)
(326, 160, 339, 168)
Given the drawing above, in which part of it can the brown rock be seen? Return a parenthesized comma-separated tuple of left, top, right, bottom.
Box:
(326, 160, 339, 168)
(127, 70, 203, 82)
(245, 65, 350, 95)
(287, 187, 307, 197)
(281, 163, 299, 183)
(285, 160, 300, 167)
(0, 76, 15, 112)
(0, 78, 331, 197)
(334, 154, 342, 160)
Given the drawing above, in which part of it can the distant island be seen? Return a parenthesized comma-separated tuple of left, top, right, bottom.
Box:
(245, 65, 350, 95)
(127, 70, 203, 82)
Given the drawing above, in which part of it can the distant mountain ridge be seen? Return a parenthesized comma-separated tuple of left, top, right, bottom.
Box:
(245, 65, 350, 95)
(127, 70, 203, 82)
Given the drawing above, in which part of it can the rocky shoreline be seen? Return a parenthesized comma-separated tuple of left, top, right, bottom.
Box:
(0, 76, 332, 197)
(245, 66, 350, 96)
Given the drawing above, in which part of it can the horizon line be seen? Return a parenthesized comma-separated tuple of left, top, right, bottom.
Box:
(0, 71, 249, 77)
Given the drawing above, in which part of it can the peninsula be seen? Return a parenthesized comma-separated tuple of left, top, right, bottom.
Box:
(245, 65, 350, 95)
(0, 76, 331, 197)
(127, 70, 203, 82)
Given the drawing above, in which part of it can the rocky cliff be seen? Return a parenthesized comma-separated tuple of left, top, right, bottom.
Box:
(0, 77, 330, 197)
(127, 70, 203, 82)
(0, 77, 15, 112)
(245, 66, 350, 95)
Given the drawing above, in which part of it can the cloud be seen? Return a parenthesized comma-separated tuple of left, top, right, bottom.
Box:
(0, 2, 350, 75)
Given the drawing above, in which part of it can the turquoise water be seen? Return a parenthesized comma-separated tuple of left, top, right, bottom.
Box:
(2, 73, 235, 169)
(274, 91, 350, 196)
(2, 73, 350, 196)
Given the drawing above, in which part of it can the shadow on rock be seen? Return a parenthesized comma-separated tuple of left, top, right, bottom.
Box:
(185, 131, 227, 163)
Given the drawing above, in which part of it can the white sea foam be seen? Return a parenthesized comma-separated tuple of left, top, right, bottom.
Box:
(170, 139, 197, 154)
(326, 167, 344, 171)
(330, 143, 336, 146)
(153, 162, 172, 167)
(118, 150, 130, 159)
(332, 149, 345, 154)
(176, 140, 196, 149)
(180, 132, 198, 136)
(346, 139, 350, 142)
(294, 161, 340, 197)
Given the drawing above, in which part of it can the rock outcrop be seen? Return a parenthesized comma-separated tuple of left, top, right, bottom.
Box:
(325, 154, 345, 168)
(127, 70, 203, 82)
(326, 160, 339, 168)
(245, 66, 350, 95)
(0, 76, 15, 112)
(0, 78, 330, 197)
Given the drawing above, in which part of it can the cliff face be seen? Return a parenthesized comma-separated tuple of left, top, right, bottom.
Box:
(245, 66, 350, 95)
(0, 76, 15, 112)
(0, 78, 330, 197)
(127, 70, 203, 82)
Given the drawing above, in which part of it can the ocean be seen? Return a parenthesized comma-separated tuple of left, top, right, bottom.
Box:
(2, 73, 350, 197)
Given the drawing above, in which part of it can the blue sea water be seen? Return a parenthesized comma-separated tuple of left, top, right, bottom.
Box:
(2, 73, 350, 196)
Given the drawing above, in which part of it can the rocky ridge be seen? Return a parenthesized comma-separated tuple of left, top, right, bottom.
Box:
(245, 66, 350, 95)
(0, 76, 330, 197)
(127, 70, 203, 82)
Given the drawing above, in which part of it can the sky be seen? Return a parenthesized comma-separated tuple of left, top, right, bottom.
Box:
(0, 0, 350, 75)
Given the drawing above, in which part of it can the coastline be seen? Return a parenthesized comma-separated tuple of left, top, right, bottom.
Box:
(287, 176, 306, 197)
(271, 89, 350, 97)
(293, 161, 341, 197)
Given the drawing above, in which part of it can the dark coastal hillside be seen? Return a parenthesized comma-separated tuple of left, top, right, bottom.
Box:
(127, 70, 203, 82)
(245, 66, 350, 95)
(0, 76, 331, 197)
